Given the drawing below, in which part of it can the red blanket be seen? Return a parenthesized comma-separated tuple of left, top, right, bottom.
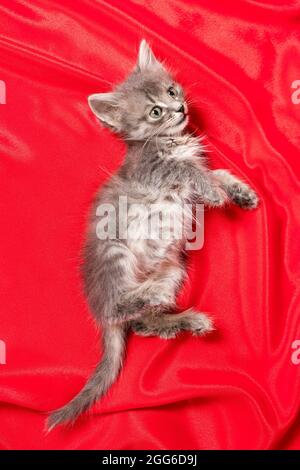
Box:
(0, 0, 300, 450)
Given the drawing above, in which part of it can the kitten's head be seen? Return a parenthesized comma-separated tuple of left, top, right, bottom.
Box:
(88, 40, 188, 140)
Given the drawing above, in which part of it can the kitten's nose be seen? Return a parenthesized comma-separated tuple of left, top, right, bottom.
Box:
(177, 104, 185, 114)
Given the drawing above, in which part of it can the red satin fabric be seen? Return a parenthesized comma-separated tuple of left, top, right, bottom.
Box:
(1, 0, 300, 450)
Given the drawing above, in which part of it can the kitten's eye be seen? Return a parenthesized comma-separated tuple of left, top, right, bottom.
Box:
(149, 106, 162, 119)
(168, 86, 177, 98)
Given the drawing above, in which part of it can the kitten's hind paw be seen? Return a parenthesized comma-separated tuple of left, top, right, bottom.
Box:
(131, 310, 214, 339)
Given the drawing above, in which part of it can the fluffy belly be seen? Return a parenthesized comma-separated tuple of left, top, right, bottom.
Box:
(125, 200, 190, 244)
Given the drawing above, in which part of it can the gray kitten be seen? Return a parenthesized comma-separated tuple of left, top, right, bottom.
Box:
(48, 40, 258, 429)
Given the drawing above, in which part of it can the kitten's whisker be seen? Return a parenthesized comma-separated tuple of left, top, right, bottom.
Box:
(186, 98, 210, 108)
(97, 164, 115, 178)
(185, 81, 202, 90)
(143, 117, 173, 153)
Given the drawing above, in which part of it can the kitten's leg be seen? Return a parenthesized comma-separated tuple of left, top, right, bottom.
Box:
(131, 309, 214, 339)
(212, 169, 259, 209)
(83, 239, 147, 325)
(196, 172, 229, 208)
(115, 263, 184, 324)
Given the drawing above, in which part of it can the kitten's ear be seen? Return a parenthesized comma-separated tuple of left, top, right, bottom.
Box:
(88, 92, 120, 130)
(137, 39, 162, 72)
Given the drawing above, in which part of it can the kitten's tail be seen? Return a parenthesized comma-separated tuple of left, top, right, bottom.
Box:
(47, 324, 126, 431)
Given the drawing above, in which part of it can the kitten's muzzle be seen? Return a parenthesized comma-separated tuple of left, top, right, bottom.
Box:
(177, 104, 185, 114)
(175, 102, 188, 125)
(176, 102, 188, 115)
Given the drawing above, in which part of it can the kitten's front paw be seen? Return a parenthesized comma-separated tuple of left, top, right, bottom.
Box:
(229, 183, 259, 210)
(182, 312, 214, 336)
